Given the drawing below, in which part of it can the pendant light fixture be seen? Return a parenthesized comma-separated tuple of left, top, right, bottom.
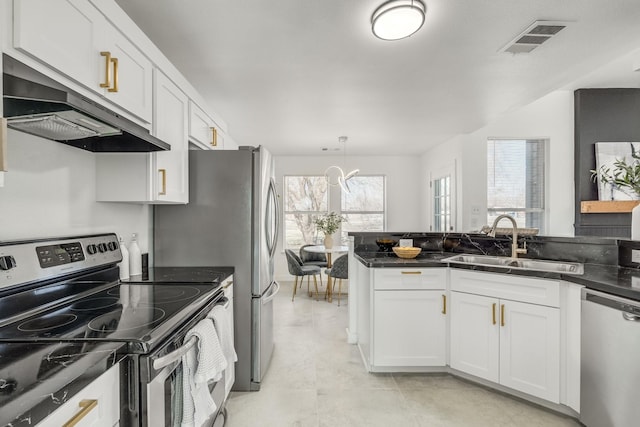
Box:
(371, 0, 426, 41)
(325, 136, 359, 193)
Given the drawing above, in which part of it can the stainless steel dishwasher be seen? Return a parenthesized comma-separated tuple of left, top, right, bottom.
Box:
(581, 288, 640, 427)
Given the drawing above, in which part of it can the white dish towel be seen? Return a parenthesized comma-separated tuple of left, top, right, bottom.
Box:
(181, 318, 228, 427)
(208, 304, 238, 364)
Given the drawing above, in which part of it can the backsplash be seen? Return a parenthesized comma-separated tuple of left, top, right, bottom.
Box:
(350, 231, 619, 266)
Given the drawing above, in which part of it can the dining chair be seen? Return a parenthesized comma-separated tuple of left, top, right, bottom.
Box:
(299, 244, 328, 267)
(299, 244, 327, 286)
(325, 254, 348, 306)
(285, 249, 321, 301)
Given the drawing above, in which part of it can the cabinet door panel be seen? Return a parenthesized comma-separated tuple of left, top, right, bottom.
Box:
(189, 100, 217, 149)
(373, 290, 446, 366)
(153, 71, 188, 203)
(14, 0, 101, 88)
(500, 300, 560, 402)
(449, 291, 499, 382)
(104, 31, 153, 123)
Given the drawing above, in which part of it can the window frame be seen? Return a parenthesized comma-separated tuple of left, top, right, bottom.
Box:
(486, 138, 548, 233)
(340, 174, 387, 243)
(282, 175, 328, 248)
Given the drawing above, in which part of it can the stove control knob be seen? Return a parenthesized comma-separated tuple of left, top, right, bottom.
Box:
(98, 243, 108, 253)
(87, 244, 98, 255)
(0, 255, 16, 271)
(108, 241, 118, 251)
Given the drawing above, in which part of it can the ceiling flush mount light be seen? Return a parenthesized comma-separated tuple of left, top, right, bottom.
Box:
(371, 0, 426, 41)
(325, 136, 359, 193)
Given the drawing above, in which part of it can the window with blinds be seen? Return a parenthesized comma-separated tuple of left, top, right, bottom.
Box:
(340, 176, 386, 243)
(487, 139, 546, 232)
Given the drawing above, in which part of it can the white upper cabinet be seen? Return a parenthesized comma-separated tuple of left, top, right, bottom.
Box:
(153, 70, 189, 203)
(13, 0, 153, 124)
(95, 28, 153, 123)
(13, 0, 101, 92)
(189, 100, 225, 150)
(96, 71, 189, 204)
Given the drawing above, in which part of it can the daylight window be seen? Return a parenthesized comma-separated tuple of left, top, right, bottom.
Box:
(487, 139, 545, 232)
(340, 176, 386, 243)
(284, 176, 328, 248)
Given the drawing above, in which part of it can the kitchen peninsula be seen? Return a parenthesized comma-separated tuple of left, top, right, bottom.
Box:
(348, 231, 640, 420)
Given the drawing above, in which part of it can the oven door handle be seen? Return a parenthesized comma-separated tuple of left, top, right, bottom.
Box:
(152, 297, 230, 370)
(153, 335, 198, 370)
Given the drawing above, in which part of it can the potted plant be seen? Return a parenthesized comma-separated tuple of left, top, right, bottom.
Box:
(313, 211, 347, 249)
(591, 155, 640, 199)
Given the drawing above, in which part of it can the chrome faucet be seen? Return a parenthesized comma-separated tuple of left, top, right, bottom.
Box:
(488, 214, 527, 259)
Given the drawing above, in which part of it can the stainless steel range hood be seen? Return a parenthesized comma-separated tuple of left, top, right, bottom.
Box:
(2, 55, 169, 152)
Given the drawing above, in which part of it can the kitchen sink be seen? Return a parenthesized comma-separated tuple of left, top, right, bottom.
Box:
(442, 254, 584, 275)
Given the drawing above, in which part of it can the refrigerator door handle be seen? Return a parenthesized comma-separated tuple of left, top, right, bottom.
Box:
(272, 178, 280, 252)
(265, 178, 280, 259)
(262, 280, 281, 305)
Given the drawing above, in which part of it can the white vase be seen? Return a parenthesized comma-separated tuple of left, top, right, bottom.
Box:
(323, 234, 334, 249)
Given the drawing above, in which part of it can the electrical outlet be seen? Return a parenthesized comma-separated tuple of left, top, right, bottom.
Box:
(632, 249, 640, 264)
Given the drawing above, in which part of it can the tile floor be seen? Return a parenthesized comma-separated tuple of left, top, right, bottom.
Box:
(225, 280, 582, 427)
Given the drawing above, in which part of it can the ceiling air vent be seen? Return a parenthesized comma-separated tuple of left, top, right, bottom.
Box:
(501, 20, 568, 54)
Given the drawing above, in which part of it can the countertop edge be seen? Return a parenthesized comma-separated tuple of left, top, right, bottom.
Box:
(354, 253, 640, 301)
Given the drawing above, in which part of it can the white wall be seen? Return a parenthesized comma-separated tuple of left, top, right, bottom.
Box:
(421, 90, 575, 236)
(0, 130, 152, 251)
(273, 155, 423, 281)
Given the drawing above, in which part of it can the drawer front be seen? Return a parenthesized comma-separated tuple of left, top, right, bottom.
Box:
(374, 267, 446, 290)
(36, 363, 120, 426)
(450, 269, 560, 307)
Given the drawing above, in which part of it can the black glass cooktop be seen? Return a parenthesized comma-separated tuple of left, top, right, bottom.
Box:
(0, 282, 221, 352)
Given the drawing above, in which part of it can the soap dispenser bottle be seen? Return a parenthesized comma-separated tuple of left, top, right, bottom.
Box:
(118, 235, 130, 280)
(129, 233, 142, 277)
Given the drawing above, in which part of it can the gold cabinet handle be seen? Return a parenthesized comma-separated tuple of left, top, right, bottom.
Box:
(400, 271, 422, 275)
(210, 127, 218, 146)
(100, 51, 111, 88)
(492, 303, 497, 325)
(501, 304, 505, 327)
(441, 294, 446, 315)
(222, 280, 234, 289)
(109, 57, 119, 92)
(63, 399, 98, 427)
(158, 168, 167, 195)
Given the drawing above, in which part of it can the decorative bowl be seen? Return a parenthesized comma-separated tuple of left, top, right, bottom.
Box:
(376, 238, 397, 252)
(392, 247, 422, 259)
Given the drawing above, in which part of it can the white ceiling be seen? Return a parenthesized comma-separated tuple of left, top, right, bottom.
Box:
(115, 0, 640, 156)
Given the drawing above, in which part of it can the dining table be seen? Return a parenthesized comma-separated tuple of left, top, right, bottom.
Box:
(302, 245, 349, 303)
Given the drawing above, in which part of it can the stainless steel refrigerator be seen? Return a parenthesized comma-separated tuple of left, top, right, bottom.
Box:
(153, 146, 280, 391)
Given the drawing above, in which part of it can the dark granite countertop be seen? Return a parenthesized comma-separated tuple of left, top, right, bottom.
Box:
(355, 252, 640, 302)
(0, 341, 125, 426)
(124, 266, 234, 284)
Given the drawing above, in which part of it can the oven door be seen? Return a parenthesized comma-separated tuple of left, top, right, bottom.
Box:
(142, 296, 229, 427)
(146, 356, 226, 426)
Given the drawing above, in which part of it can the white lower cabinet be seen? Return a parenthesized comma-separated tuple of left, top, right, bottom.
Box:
(36, 363, 120, 426)
(450, 270, 561, 403)
(450, 292, 499, 381)
(373, 289, 446, 366)
(364, 268, 447, 370)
